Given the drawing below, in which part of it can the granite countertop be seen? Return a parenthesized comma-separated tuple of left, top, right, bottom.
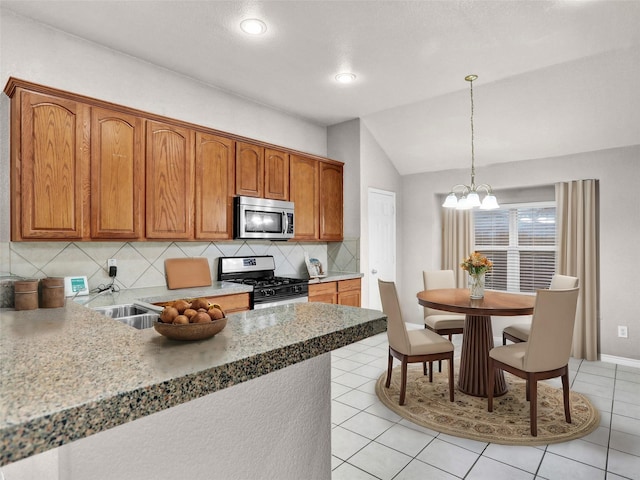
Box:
(73, 281, 253, 308)
(0, 300, 386, 466)
(307, 271, 364, 284)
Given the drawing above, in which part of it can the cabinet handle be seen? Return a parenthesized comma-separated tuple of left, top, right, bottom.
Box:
(371, 269, 377, 274)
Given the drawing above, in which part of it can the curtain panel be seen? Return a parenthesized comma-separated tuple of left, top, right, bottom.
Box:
(556, 179, 599, 361)
(441, 209, 473, 288)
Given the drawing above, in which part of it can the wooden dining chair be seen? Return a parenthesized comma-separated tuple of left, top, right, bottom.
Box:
(488, 287, 580, 436)
(502, 274, 579, 344)
(378, 279, 454, 405)
(423, 270, 465, 371)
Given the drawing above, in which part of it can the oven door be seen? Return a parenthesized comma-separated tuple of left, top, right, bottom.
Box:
(253, 296, 308, 310)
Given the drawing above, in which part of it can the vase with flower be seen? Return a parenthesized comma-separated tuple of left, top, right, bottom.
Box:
(460, 252, 493, 299)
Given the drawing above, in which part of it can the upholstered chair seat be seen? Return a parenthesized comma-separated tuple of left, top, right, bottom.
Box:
(425, 314, 466, 331)
(423, 270, 465, 338)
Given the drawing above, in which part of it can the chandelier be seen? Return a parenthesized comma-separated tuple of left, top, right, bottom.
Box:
(442, 74, 499, 210)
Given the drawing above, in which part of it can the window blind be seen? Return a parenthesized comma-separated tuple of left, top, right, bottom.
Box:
(474, 204, 556, 293)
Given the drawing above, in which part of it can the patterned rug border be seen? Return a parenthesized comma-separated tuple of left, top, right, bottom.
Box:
(376, 365, 600, 446)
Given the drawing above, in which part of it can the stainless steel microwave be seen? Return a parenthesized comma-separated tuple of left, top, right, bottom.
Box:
(234, 196, 294, 240)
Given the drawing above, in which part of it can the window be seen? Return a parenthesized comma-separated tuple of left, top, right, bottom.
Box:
(474, 202, 556, 293)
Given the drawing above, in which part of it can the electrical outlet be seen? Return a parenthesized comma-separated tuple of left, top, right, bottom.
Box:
(618, 326, 628, 338)
(107, 259, 117, 277)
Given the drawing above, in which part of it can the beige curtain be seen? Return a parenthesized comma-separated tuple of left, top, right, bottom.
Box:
(556, 179, 599, 360)
(441, 208, 473, 288)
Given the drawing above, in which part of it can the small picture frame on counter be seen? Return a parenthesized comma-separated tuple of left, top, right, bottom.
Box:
(304, 252, 326, 278)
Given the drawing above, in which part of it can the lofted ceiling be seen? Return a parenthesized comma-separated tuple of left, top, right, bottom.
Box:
(2, 0, 639, 175)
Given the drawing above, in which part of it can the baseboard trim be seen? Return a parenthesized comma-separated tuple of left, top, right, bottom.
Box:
(600, 354, 640, 369)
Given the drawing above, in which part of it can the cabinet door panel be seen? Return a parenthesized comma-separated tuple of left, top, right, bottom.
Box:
(290, 155, 319, 240)
(338, 278, 361, 292)
(264, 148, 289, 200)
(195, 132, 235, 239)
(205, 293, 250, 313)
(235, 142, 263, 197)
(338, 279, 361, 306)
(319, 162, 343, 241)
(91, 107, 144, 239)
(309, 282, 338, 304)
(146, 121, 194, 239)
(338, 290, 361, 307)
(19, 91, 89, 239)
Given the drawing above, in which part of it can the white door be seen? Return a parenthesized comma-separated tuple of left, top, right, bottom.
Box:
(368, 188, 396, 310)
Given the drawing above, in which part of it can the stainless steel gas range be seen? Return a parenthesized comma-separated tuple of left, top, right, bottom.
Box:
(218, 255, 308, 309)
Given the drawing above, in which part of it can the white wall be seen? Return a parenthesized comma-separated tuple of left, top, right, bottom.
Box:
(400, 146, 640, 361)
(328, 119, 360, 240)
(326, 120, 402, 308)
(359, 122, 403, 308)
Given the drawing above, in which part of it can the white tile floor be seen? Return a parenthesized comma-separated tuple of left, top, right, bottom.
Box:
(330, 326, 640, 480)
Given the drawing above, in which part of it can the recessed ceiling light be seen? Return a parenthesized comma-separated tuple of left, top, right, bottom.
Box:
(335, 73, 356, 84)
(240, 18, 267, 35)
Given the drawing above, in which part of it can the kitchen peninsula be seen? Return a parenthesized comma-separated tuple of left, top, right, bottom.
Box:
(0, 294, 386, 479)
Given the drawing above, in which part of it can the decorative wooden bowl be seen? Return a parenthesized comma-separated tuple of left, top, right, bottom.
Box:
(153, 317, 227, 341)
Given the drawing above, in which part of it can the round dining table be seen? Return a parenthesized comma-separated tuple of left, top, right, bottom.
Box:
(417, 288, 535, 397)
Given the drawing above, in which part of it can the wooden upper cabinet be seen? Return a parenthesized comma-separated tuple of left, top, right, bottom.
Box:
(146, 120, 195, 239)
(235, 142, 264, 197)
(6, 79, 344, 242)
(319, 162, 343, 241)
(290, 155, 319, 240)
(15, 90, 90, 240)
(90, 107, 145, 239)
(195, 132, 235, 239)
(264, 148, 289, 200)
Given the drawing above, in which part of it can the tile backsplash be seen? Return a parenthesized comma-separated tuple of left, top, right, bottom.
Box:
(0, 239, 359, 301)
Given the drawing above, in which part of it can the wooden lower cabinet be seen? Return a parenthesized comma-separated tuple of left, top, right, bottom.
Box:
(205, 293, 250, 314)
(308, 282, 338, 304)
(309, 278, 361, 307)
(337, 278, 361, 307)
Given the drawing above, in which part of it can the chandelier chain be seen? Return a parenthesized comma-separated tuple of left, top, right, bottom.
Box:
(469, 76, 475, 187)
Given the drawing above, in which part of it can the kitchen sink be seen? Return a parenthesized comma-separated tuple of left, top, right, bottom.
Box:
(92, 303, 160, 330)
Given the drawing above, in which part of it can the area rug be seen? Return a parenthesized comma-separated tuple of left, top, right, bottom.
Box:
(375, 365, 600, 446)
